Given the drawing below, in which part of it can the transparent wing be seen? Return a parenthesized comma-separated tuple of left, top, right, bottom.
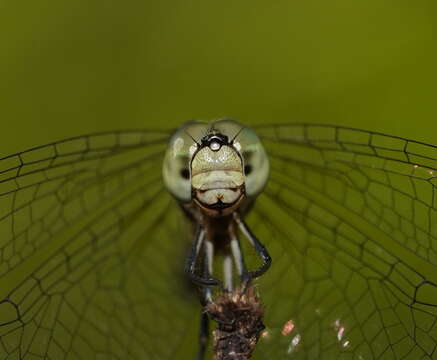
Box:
(0, 130, 199, 359)
(249, 124, 437, 360)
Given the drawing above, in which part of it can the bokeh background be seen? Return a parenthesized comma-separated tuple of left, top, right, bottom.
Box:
(0, 0, 436, 154)
(0, 1, 436, 359)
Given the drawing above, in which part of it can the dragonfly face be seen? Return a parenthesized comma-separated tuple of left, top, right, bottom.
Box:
(163, 119, 269, 217)
(191, 133, 245, 215)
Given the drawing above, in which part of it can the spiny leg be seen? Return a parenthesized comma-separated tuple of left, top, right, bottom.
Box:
(233, 212, 271, 283)
(224, 222, 252, 293)
(196, 238, 215, 360)
(197, 281, 211, 359)
(222, 254, 233, 292)
(185, 226, 221, 287)
(230, 235, 246, 277)
(197, 310, 209, 360)
(203, 238, 214, 303)
(230, 233, 250, 289)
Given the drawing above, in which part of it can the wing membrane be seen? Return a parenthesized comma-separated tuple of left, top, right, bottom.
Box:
(0, 130, 170, 278)
(2, 123, 437, 359)
(249, 124, 437, 359)
(256, 123, 437, 265)
(0, 130, 200, 359)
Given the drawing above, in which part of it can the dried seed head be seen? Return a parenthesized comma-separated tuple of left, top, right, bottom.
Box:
(206, 287, 265, 360)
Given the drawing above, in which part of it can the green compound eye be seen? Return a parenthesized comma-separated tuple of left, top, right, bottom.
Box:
(179, 168, 190, 179)
(244, 164, 253, 175)
(162, 119, 269, 203)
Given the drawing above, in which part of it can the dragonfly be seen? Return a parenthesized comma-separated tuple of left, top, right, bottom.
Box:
(0, 119, 436, 359)
(163, 120, 272, 359)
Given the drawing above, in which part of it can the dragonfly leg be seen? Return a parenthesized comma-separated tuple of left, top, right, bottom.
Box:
(230, 235, 251, 288)
(185, 226, 221, 287)
(197, 260, 212, 360)
(223, 254, 234, 292)
(233, 213, 272, 283)
(196, 311, 209, 360)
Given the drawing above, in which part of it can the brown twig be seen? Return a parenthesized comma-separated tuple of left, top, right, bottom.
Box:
(206, 287, 265, 360)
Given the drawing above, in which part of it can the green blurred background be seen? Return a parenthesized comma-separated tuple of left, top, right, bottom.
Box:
(0, 0, 436, 155)
(0, 1, 436, 359)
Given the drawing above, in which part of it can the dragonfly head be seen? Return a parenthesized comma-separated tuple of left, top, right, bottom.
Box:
(190, 132, 245, 216)
(163, 119, 269, 216)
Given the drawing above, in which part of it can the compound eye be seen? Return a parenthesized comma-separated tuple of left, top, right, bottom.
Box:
(180, 168, 190, 179)
(163, 122, 210, 201)
(244, 164, 253, 175)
